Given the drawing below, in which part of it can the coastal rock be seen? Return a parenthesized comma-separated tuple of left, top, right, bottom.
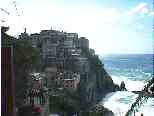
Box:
(119, 81, 127, 91)
(91, 105, 114, 116)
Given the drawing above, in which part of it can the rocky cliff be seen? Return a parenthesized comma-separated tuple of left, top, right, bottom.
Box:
(75, 49, 119, 110)
(47, 48, 119, 115)
(48, 48, 119, 115)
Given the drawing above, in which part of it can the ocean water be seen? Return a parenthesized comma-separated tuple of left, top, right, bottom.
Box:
(100, 54, 154, 116)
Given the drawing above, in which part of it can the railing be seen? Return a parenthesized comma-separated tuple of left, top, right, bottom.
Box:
(125, 77, 154, 116)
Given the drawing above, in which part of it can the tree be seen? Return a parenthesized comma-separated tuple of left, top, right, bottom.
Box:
(2, 28, 40, 107)
(13, 39, 40, 106)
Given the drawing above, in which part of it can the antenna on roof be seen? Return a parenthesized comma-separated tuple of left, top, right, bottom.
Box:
(24, 28, 26, 33)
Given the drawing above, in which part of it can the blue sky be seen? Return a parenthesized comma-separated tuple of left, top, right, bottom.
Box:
(0, 0, 153, 55)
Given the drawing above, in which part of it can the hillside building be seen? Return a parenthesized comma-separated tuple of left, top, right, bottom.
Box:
(79, 37, 89, 49)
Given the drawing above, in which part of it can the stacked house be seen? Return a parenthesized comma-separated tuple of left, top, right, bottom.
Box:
(18, 28, 91, 91)
(26, 73, 46, 106)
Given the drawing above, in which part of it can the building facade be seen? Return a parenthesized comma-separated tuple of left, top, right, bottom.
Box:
(18, 28, 92, 91)
(79, 37, 89, 49)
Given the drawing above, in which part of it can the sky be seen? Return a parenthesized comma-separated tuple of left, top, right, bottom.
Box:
(0, 0, 154, 55)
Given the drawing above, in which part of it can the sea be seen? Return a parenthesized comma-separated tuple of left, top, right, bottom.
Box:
(100, 54, 154, 116)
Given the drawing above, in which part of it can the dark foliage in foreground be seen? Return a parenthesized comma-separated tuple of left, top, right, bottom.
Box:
(2, 28, 40, 107)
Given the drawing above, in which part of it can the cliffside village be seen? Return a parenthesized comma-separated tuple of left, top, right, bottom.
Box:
(2, 27, 154, 116)
(18, 28, 97, 106)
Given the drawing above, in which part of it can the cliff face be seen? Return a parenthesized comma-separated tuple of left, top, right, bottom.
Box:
(46, 48, 118, 113)
(78, 49, 118, 107)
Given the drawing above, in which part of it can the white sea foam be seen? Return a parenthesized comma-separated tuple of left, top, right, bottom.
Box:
(111, 75, 145, 91)
(103, 91, 154, 116)
(102, 54, 153, 116)
(137, 98, 154, 116)
(102, 75, 154, 116)
(102, 91, 138, 116)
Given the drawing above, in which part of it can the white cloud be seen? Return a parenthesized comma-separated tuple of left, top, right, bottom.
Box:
(125, 2, 149, 16)
(0, 0, 121, 54)
(140, 7, 149, 14)
(1, 0, 153, 54)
